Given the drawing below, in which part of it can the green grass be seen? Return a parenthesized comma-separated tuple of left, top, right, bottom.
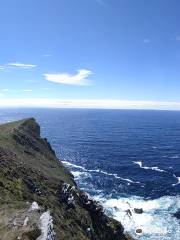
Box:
(0, 118, 133, 240)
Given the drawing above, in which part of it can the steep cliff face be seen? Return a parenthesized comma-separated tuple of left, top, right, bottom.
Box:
(0, 118, 132, 240)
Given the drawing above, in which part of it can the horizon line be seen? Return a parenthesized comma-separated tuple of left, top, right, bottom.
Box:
(0, 98, 180, 110)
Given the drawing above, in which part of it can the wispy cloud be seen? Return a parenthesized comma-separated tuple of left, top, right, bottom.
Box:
(42, 88, 50, 90)
(2, 89, 9, 92)
(7, 62, 37, 68)
(44, 69, 93, 86)
(0, 65, 5, 70)
(143, 38, 151, 44)
(0, 99, 180, 110)
(23, 89, 33, 92)
(43, 54, 52, 57)
(0, 62, 37, 71)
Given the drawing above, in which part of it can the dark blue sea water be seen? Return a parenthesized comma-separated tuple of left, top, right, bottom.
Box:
(0, 108, 179, 239)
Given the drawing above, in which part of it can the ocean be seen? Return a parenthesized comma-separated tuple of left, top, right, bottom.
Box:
(0, 108, 179, 239)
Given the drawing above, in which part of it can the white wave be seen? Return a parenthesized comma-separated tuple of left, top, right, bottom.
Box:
(88, 169, 101, 173)
(94, 195, 180, 240)
(170, 155, 179, 159)
(152, 145, 173, 150)
(62, 161, 86, 171)
(172, 174, 180, 186)
(63, 161, 141, 184)
(71, 171, 83, 178)
(133, 161, 166, 173)
(133, 161, 180, 187)
(121, 178, 141, 184)
(71, 171, 90, 179)
(133, 161, 143, 168)
(107, 173, 140, 184)
(87, 169, 140, 184)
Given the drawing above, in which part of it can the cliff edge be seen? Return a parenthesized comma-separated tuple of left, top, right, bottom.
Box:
(0, 118, 133, 240)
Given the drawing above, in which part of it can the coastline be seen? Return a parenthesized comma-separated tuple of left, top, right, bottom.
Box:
(0, 118, 133, 240)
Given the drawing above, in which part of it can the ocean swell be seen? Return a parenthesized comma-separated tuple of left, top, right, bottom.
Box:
(62, 161, 141, 184)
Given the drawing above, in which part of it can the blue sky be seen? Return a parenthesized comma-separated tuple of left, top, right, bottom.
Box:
(1, 0, 180, 109)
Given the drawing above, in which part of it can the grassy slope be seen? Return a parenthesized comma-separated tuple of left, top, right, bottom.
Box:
(0, 118, 133, 240)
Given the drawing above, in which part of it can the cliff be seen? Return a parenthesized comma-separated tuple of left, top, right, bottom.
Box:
(0, 118, 133, 240)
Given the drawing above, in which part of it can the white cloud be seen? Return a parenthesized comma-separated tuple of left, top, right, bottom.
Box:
(0, 62, 37, 71)
(23, 89, 33, 92)
(2, 89, 9, 92)
(7, 62, 37, 68)
(0, 98, 180, 110)
(0, 65, 5, 70)
(43, 54, 52, 57)
(42, 88, 50, 90)
(44, 69, 93, 86)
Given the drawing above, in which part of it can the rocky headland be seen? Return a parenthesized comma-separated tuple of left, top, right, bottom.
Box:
(0, 118, 133, 240)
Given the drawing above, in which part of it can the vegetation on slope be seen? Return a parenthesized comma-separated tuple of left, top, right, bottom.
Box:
(0, 118, 133, 240)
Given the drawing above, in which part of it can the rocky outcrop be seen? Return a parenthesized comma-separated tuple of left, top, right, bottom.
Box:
(173, 210, 180, 219)
(0, 118, 133, 240)
(134, 208, 143, 214)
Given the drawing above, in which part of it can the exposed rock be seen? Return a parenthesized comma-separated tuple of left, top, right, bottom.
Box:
(135, 229, 143, 236)
(173, 210, 180, 219)
(134, 208, 143, 214)
(37, 211, 56, 240)
(0, 118, 133, 240)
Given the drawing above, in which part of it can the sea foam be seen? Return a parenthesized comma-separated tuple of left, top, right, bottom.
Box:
(172, 174, 180, 186)
(94, 195, 180, 240)
(133, 161, 166, 173)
